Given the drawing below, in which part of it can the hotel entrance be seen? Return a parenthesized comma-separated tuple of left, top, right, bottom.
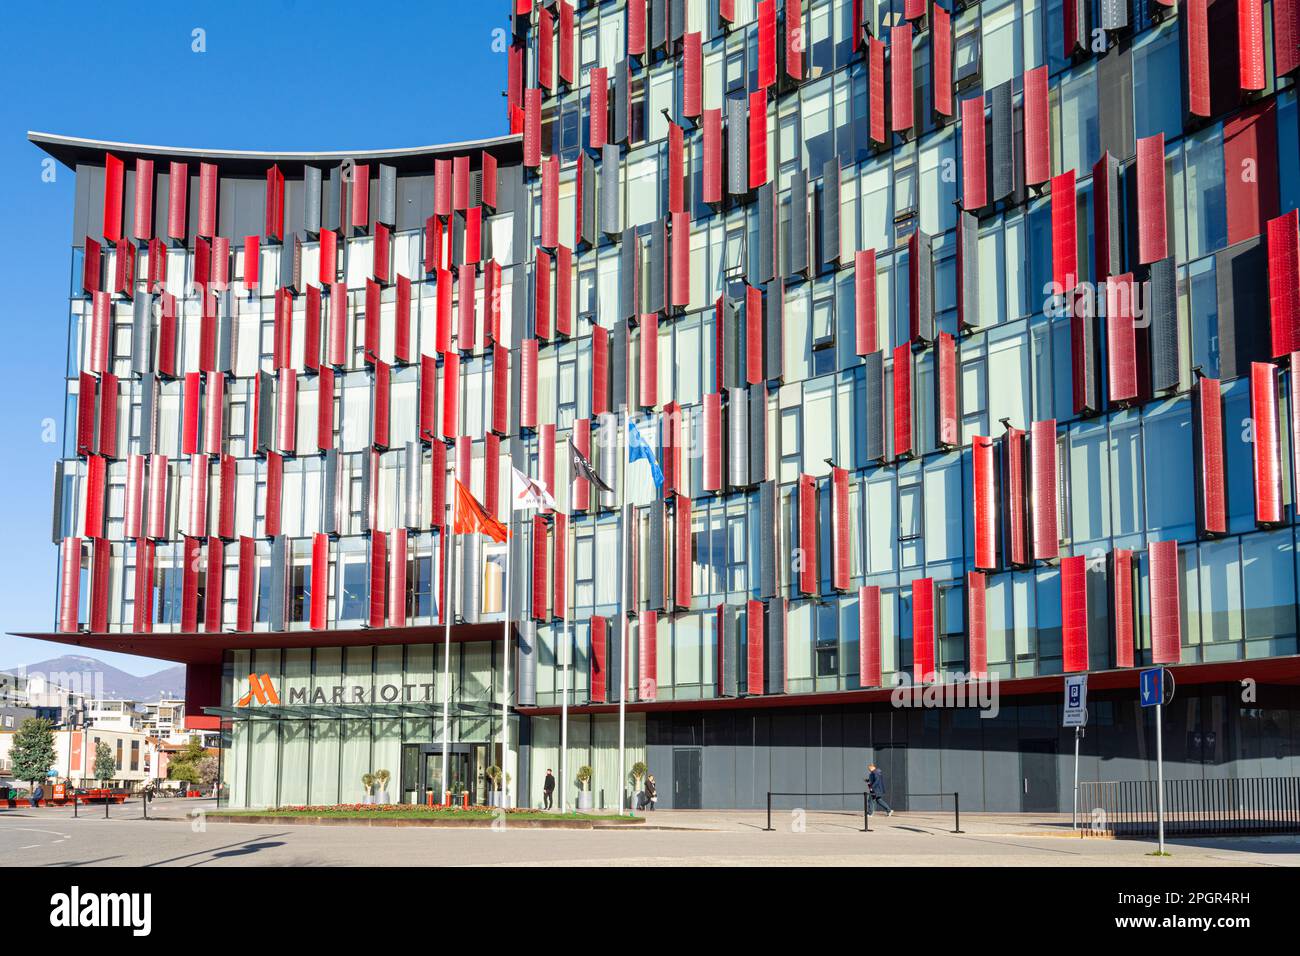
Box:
(401, 743, 504, 806)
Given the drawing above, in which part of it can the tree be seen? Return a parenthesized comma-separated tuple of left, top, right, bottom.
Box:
(93, 740, 116, 787)
(167, 737, 211, 787)
(9, 717, 56, 792)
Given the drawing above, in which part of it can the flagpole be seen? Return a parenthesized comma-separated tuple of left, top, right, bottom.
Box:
(499, 508, 511, 809)
(440, 492, 453, 804)
(560, 474, 570, 814)
(617, 407, 629, 816)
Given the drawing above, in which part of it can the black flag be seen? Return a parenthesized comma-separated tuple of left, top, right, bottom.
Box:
(568, 436, 613, 493)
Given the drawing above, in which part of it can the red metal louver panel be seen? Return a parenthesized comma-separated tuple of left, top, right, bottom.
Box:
(973, 436, 998, 570)
(388, 528, 407, 628)
(265, 451, 283, 537)
(531, 514, 549, 622)
(328, 282, 347, 366)
(369, 530, 387, 629)
(628, 0, 646, 56)
(1292, 353, 1300, 515)
(855, 249, 878, 354)
(967, 571, 987, 676)
(746, 598, 766, 694)
(157, 294, 177, 377)
(859, 585, 882, 686)
(748, 88, 768, 189)
(538, 424, 556, 513)
(453, 156, 470, 212)
(668, 123, 685, 214)
(785, 0, 804, 81)
(124, 454, 145, 539)
(490, 344, 509, 436)
(904, 0, 925, 17)
(1092, 152, 1115, 284)
(76, 372, 96, 456)
(430, 439, 447, 524)
(1277, 0, 1300, 76)
(541, 155, 559, 249)
(133, 538, 154, 633)
(936, 332, 958, 447)
(672, 217, 691, 308)
(1112, 548, 1135, 667)
(1187, 0, 1211, 116)
(197, 162, 218, 238)
(703, 392, 723, 491)
(419, 353, 438, 442)
(82, 236, 101, 295)
(277, 368, 297, 455)
(558, 0, 575, 86)
(181, 536, 201, 632)
(1031, 419, 1059, 560)
(113, 238, 136, 298)
(306, 282, 325, 372)
(521, 337, 539, 429)
(1106, 273, 1138, 404)
(893, 344, 913, 459)
(1224, 102, 1279, 246)
(798, 473, 818, 595)
(831, 467, 850, 591)
(203, 371, 223, 456)
(673, 492, 691, 609)
(236, 536, 256, 632)
(1023, 65, 1050, 187)
(442, 351, 460, 440)
(265, 164, 285, 242)
(434, 159, 452, 219)
(891, 25, 913, 133)
(1268, 212, 1300, 357)
(274, 287, 293, 369)
(373, 360, 391, 450)
(217, 454, 236, 540)
(1051, 170, 1078, 292)
(745, 285, 763, 384)
(960, 96, 986, 209)
(89, 291, 110, 374)
(556, 245, 573, 337)
(638, 610, 658, 700)
(436, 268, 453, 354)
(524, 88, 542, 169)
(912, 576, 935, 682)
(640, 313, 659, 408)
(662, 402, 682, 495)
(244, 235, 260, 292)
(1136, 134, 1167, 265)
(683, 32, 702, 118)
(182, 372, 201, 456)
(932, 5, 953, 118)
(317, 367, 335, 452)
(372, 223, 391, 284)
(464, 206, 482, 265)
(484, 432, 501, 519)
(1195, 376, 1226, 535)
(364, 278, 381, 364)
(481, 151, 498, 210)
(591, 326, 609, 417)
(147, 237, 167, 293)
(146, 454, 168, 540)
(351, 163, 370, 230)
(1061, 554, 1089, 672)
(1239, 0, 1266, 91)
(535, 247, 553, 341)
(589, 67, 608, 148)
(319, 227, 337, 285)
(485, 259, 502, 343)
(309, 533, 328, 631)
(1250, 361, 1283, 524)
(1149, 540, 1182, 664)
(869, 37, 886, 145)
(590, 615, 608, 702)
(132, 158, 153, 241)
(702, 108, 722, 204)
(166, 161, 188, 241)
(204, 537, 224, 633)
(757, 0, 776, 87)
(458, 264, 477, 351)
(103, 153, 123, 243)
(553, 513, 568, 621)
(720, 0, 736, 22)
(58, 537, 82, 632)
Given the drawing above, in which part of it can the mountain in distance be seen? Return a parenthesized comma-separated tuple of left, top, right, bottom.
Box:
(2, 654, 184, 702)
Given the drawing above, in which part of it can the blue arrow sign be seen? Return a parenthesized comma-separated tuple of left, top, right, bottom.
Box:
(1139, 668, 1164, 708)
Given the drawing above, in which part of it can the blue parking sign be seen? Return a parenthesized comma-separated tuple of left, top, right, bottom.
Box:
(1139, 668, 1164, 708)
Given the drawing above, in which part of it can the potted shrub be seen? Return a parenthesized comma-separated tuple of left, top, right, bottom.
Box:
(576, 765, 594, 810)
(630, 761, 648, 809)
(486, 765, 503, 807)
(374, 769, 391, 805)
(361, 772, 375, 805)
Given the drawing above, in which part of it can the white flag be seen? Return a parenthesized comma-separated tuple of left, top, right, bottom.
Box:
(510, 466, 557, 511)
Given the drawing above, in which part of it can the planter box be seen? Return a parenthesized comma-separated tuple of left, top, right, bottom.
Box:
(577, 791, 593, 811)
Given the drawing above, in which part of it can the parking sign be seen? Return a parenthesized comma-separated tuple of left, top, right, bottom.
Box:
(1063, 674, 1087, 727)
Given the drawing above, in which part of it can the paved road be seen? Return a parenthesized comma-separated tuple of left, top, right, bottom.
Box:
(2, 801, 1297, 866)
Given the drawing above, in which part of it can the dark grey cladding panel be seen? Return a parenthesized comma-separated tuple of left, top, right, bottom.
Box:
(303, 166, 322, 237)
(863, 350, 886, 462)
(763, 280, 784, 381)
(359, 450, 374, 534)
(726, 94, 748, 196)
(755, 183, 775, 285)
(325, 166, 344, 234)
(72, 163, 104, 247)
(623, 505, 636, 610)
(765, 598, 785, 694)
(1100, 0, 1129, 31)
(1148, 256, 1179, 393)
(1099, 153, 1123, 277)
(216, 295, 237, 374)
(758, 480, 778, 598)
(279, 231, 302, 293)
(727, 385, 749, 488)
(858, 0, 873, 37)
(508, 513, 528, 616)
(647, 218, 667, 314)
(398, 173, 434, 231)
(601, 143, 621, 235)
(131, 293, 153, 374)
(647, 496, 666, 611)
(614, 59, 630, 145)
(1073, 288, 1101, 416)
(959, 211, 980, 332)
(820, 161, 841, 270)
(717, 604, 739, 696)
(321, 448, 339, 535)
(377, 164, 397, 227)
(1072, 0, 1091, 51)
(51, 460, 65, 545)
(516, 619, 537, 706)
(990, 81, 1014, 202)
(619, 228, 638, 321)
(257, 369, 275, 456)
(650, 0, 667, 51)
(268, 535, 287, 632)
(1097, 45, 1135, 164)
(788, 168, 809, 278)
(451, 212, 467, 269)
(511, 263, 528, 355)
(913, 229, 935, 343)
(610, 321, 629, 415)
(580, 152, 597, 246)
(462, 533, 481, 624)
(216, 177, 262, 242)
(404, 441, 422, 529)
(1215, 237, 1268, 380)
(720, 294, 741, 389)
(670, 0, 685, 42)
(747, 383, 766, 482)
(138, 373, 157, 456)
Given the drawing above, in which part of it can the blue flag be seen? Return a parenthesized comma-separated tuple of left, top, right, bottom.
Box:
(627, 418, 664, 490)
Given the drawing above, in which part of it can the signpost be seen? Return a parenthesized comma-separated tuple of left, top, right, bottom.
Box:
(1063, 675, 1088, 829)
(1140, 667, 1173, 854)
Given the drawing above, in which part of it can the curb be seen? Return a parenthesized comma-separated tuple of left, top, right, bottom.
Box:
(205, 814, 646, 830)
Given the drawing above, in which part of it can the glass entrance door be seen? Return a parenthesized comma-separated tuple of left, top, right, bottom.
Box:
(422, 750, 472, 804)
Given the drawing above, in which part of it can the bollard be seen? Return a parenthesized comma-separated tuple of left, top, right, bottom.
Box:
(861, 792, 870, 832)
(763, 791, 774, 831)
(73, 793, 78, 819)
(952, 791, 963, 834)
(105, 794, 109, 819)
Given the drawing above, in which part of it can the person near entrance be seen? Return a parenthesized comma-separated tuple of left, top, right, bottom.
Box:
(644, 774, 657, 811)
(865, 763, 894, 817)
(543, 768, 556, 810)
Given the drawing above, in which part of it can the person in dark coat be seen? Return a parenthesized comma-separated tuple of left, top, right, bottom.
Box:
(543, 769, 556, 810)
(644, 775, 657, 811)
(865, 763, 894, 816)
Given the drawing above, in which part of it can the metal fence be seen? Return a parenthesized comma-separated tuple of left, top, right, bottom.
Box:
(1081, 777, 1300, 838)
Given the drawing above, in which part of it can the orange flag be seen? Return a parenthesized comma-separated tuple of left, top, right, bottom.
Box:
(453, 479, 509, 543)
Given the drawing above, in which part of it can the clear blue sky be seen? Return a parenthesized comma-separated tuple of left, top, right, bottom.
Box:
(0, 1, 506, 676)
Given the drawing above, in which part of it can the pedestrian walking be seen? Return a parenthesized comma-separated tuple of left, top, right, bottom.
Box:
(543, 768, 556, 810)
(865, 763, 894, 817)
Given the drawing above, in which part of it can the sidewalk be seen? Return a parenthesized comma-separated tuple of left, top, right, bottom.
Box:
(629, 808, 1085, 836)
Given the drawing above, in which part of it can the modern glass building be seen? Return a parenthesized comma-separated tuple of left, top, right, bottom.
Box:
(19, 0, 1300, 811)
